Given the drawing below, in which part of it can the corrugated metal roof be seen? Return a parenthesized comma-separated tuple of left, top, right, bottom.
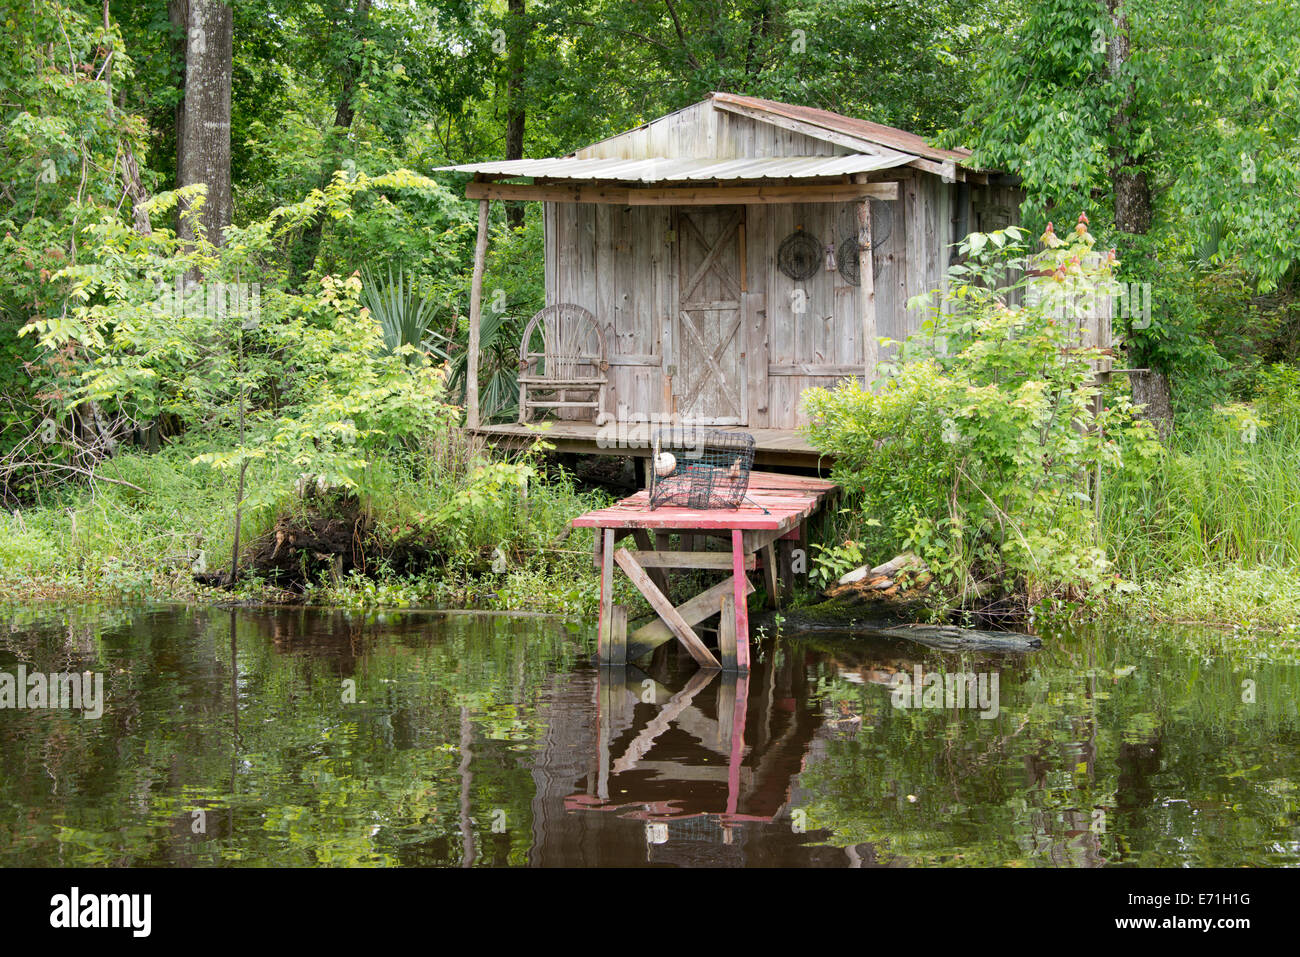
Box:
(433, 153, 913, 183)
(710, 92, 973, 166)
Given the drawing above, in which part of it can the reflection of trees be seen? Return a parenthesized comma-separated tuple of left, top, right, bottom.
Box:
(2, 609, 1298, 867)
(794, 632, 1300, 867)
(0, 607, 580, 866)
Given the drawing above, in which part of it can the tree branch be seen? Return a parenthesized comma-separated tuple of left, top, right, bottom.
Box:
(662, 0, 702, 70)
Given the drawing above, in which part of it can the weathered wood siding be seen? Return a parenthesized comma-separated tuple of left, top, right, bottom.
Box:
(755, 168, 975, 428)
(574, 101, 844, 161)
(543, 108, 1023, 429)
(545, 201, 673, 420)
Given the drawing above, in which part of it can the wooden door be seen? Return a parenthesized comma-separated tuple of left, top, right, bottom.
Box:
(674, 207, 747, 425)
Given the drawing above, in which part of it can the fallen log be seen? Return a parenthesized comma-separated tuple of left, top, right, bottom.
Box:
(868, 552, 926, 579)
(834, 551, 925, 586)
(765, 610, 1042, 655)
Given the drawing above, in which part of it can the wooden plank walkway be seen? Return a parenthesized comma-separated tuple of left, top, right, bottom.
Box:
(571, 471, 836, 673)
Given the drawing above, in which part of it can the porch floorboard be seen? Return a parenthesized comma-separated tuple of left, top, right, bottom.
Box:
(472, 422, 823, 466)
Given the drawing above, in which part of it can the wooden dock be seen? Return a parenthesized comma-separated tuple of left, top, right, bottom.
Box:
(571, 471, 836, 673)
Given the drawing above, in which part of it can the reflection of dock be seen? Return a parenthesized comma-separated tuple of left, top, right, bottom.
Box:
(530, 650, 853, 865)
(574, 666, 757, 822)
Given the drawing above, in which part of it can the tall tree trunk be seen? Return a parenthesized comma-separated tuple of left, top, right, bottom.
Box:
(1106, 0, 1169, 434)
(1106, 0, 1151, 235)
(176, 0, 233, 248)
(291, 0, 371, 285)
(1129, 369, 1173, 441)
(504, 0, 527, 229)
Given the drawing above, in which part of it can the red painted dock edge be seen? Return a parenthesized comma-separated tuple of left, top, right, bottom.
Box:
(571, 471, 835, 532)
(572, 471, 836, 672)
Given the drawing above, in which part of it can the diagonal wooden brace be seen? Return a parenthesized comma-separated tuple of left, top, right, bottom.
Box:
(614, 547, 721, 669)
(626, 574, 755, 661)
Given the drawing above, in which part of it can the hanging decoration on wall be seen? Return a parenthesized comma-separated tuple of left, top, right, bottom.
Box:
(777, 229, 822, 281)
(836, 200, 895, 286)
(837, 237, 860, 286)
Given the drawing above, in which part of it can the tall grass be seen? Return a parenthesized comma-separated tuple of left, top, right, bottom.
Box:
(1100, 416, 1300, 577)
(0, 427, 613, 615)
(0, 441, 273, 599)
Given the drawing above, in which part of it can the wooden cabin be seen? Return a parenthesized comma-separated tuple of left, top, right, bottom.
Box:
(440, 93, 1021, 466)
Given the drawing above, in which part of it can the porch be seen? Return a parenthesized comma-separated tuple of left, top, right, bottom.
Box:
(471, 421, 822, 468)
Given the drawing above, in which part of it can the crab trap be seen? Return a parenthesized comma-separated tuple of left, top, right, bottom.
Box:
(647, 427, 756, 510)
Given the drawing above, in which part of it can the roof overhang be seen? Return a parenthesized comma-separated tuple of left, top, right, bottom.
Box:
(457, 179, 899, 205)
(433, 153, 912, 183)
(708, 92, 989, 181)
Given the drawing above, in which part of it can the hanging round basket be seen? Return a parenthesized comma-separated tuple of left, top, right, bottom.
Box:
(836, 201, 895, 286)
(777, 231, 822, 281)
(837, 238, 861, 286)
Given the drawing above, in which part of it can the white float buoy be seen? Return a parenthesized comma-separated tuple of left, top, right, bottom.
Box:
(653, 451, 676, 477)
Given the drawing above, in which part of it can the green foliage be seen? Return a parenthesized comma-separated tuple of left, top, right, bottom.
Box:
(1101, 409, 1300, 576)
(0, 0, 147, 454)
(3, 0, 1299, 631)
(949, 0, 1118, 229)
(1125, 566, 1300, 632)
(0, 429, 613, 618)
(19, 172, 461, 502)
(809, 533, 867, 589)
(1155, 0, 1300, 293)
(805, 222, 1161, 609)
(528, 0, 999, 142)
(1253, 363, 1300, 426)
(951, 0, 1300, 383)
(360, 265, 453, 363)
(0, 438, 277, 602)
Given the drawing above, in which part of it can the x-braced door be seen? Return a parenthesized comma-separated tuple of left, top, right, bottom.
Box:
(673, 207, 746, 425)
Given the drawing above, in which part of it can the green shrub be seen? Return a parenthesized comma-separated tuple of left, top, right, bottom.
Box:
(1254, 362, 1300, 426)
(804, 218, 1161, 611)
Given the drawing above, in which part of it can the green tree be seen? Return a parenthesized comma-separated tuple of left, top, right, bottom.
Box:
(804, 221, 1161, 610)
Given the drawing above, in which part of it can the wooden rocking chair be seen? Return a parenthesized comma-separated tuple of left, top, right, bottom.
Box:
(517, 303, 608, 424)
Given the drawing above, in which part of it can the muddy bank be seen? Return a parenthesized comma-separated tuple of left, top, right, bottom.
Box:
(195, 498, 455, 593)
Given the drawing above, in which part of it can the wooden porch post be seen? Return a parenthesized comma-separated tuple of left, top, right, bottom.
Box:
(730, 529, 750, 673)
(466, 197, 490, 430)
(597, 528, 614, 661)
(854, 174, 878, 387)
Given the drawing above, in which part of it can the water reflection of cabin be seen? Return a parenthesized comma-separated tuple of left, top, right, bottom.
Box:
(440, 93, 1021, 467)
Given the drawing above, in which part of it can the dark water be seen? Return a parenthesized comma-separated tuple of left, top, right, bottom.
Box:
(0, 604, 1297, 867)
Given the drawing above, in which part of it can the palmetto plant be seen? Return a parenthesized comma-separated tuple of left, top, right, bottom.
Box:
(360, 266, 453, 364)
(448, 306, 523, 422)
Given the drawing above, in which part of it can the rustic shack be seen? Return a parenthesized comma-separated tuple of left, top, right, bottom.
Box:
(440, 93, 1022, 466)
